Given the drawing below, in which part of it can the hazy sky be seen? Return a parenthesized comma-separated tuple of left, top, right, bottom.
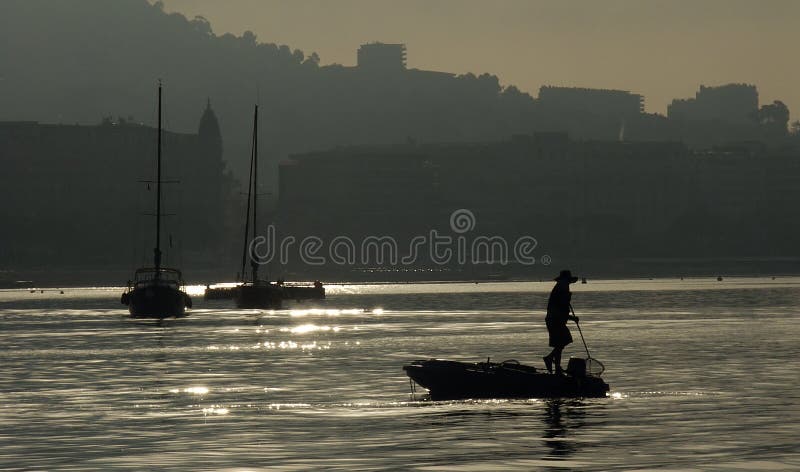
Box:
(160, 0, 798, 117)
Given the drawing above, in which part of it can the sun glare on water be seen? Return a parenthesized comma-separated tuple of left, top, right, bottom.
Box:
(170, 386, 210, 395)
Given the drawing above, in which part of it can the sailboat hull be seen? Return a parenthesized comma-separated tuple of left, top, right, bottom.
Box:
(127, 285, 190, 318)
(235, 284, 283, 309)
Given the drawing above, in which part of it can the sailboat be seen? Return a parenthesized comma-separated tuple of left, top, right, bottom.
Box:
(234, 104, 283, 309)
(121, 83, 192, 318)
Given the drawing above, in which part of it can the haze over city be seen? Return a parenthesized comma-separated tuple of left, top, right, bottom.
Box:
(160, 0, 799, 118)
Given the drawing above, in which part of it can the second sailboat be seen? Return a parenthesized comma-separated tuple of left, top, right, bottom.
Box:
(235, 105, 283, 309)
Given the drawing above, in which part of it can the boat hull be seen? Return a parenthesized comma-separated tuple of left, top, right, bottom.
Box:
(235, 284, 283, 309)
(125, 285, 189, 318)
(204, 286, 238, 300)
(403, 359, 609, 400)
(282, 285, 325, 300)
(204, 284, 324, 301)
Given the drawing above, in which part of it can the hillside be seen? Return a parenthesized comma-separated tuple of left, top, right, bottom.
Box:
(0, 0, 535, 189)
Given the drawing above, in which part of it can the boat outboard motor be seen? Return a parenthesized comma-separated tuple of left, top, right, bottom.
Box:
(566, 357, 587, 377)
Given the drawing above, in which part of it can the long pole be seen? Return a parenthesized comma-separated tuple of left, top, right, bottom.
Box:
(570, 304, 591, 358)
(154, 82, 162, 273)
(570, 304, 606, 376)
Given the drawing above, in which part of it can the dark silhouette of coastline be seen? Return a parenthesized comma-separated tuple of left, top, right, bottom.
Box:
(3, 1, 795, 181)
(2, 0, 800, 283)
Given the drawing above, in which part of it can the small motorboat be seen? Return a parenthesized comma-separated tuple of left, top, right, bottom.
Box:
(403, 357, 609, 400)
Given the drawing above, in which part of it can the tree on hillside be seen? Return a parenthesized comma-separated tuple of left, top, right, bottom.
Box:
(757, 100, 790, 135)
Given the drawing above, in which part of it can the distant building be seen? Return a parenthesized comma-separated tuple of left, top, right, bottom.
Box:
(668, 83, 758, 124)
(0, 102, 233, 270)
(357, 42, 407, 71)
(538, 86, 644, 119)
(534, 86, 645, 142)
(275, 135, 800, 278)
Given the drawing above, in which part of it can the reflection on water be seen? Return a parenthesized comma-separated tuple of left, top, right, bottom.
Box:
(542, 400, 581, 458)
(0, 279, 799, 470)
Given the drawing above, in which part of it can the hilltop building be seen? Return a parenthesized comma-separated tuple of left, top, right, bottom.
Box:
(538, 86, 644, 119)
(533, 86, 645, 142)
(357, 42, 407, 71)
(668, 83, 758, 124)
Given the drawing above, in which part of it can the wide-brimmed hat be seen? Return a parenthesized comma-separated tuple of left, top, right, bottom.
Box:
(554, 269, 579, 283)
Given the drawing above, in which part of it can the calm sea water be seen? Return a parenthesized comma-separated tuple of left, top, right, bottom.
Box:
(1, 278, 799, 471)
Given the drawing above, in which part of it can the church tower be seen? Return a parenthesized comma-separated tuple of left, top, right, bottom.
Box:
(198, 98, 222, 159)
(180, 98, 226, 261)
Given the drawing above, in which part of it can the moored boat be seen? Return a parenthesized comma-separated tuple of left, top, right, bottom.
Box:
(121, 83, 191, 318)
(203, 280, 324, 302)
(123, 268, 191, 318)
(236, 280, 283, 308)
(403, 358, 609, 400)
(232, 104, 283, 309)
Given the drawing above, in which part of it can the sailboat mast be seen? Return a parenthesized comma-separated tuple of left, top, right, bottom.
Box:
(250, 105, 259, 282)
(239, 105, 258, 282)
(239, 109, 255, 282)
(154, 82, 163, 273)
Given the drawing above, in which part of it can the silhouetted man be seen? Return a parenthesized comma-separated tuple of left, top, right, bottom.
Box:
(543, 270, 580, 374)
